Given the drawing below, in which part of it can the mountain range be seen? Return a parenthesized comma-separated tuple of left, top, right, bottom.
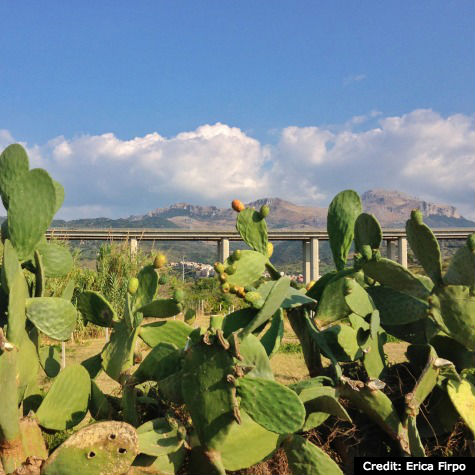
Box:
(50, 189, 474, 229)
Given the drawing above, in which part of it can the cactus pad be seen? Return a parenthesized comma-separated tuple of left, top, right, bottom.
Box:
(133, 265, 159, 312)
(222, 250, 268, 288)
(327, 190, 362, 270)
(260, 309, 284, 357)
(446, 376, 475, 437)
(8, 168, 56, 261)
(36, 364, 91, 430)
(77, 291, 117, 327)
(237, 377, 305, 434)
(38, 345, 61, 378)
(37, 242, 73, 278)
(136, 418, 185, 457)
(236, 207, 268, 255)
(354, 212, 382, 253)
(0, 143, 29, 209)
(139, 320, 192, 348)
(137, 299, 182, 319)
(41, 421, 138, 475)
(26, 297, 77, 341)
(344, 278, 374, 317)
(406, 212, 442, 285)
(134, 343, 182, 383)
(284, 434, 343, 475)
(222, 308, 258, 337)
(444, 235, 475, 287)
(182, 343, 235, 449)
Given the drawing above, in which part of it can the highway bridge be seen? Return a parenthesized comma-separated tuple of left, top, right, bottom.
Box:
(46, 227, 474, 283)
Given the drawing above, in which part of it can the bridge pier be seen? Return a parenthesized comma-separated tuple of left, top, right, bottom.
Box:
(302, 239, 319, 283)
(398, 237, 408, 268)
(386, 239, 397, 261)
(130, 238, 138, 258)
(217, 238, 230, 262)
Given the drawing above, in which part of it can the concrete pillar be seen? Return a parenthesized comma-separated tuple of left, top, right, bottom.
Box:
(302, 240, 311, 283)
(130, 238, 138, 258)
(310, 238, 319, 281)
(387, 240, 397, 261)
(217, 238, 230, 262)
(398, 237, 408, 268)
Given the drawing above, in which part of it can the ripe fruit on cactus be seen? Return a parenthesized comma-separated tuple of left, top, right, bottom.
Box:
(128, 277, 139, 295)
(306, 280, 316, 291)
(266, 242, 274, 258)
(260, 204, 270, 217)
(232, 199, 245, 212)
(153, 252, 167, 269)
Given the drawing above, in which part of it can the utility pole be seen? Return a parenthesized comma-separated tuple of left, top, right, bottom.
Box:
(182, 256, 185, 282)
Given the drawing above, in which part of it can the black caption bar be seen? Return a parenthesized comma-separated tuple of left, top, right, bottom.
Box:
(355, 458, 474, 475)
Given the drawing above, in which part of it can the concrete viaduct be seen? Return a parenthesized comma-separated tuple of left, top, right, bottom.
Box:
(46, 228, 474, 283)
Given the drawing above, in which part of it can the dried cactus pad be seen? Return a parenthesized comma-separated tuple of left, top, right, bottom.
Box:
(41, 421, 139, 475)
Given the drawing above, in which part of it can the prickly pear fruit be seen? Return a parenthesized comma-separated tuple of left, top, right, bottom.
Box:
(214, 261, 225, 274)
(219, 273, 228, 283)
(153, 252, 167, 269)
(221, 282, 230, 293)
(232, 199, 245, 212)
(245, 291, 262, 305)
(260, 204, 270, 217)
(128, 277, 139, 295)
(306, 281, 316, 291)
(226, 264, 237, 275)
(266, 242, 273, 258)
(233, 249, 242, 260)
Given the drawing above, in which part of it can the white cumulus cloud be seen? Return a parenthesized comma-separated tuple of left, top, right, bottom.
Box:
(1, 109, 474, 220)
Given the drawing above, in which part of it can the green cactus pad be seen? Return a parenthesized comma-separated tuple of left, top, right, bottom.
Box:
(36, 364, 91, 430)
(339, 379, 408, 453)
(444, 236, 475, 287)
(81, 353, 103, 379)
(316, 275, 351, 324)
(7, 270, 29, 344)
(41, 421, 138, 475)
(306, 270, 338, 300)
(61, 279, 76, 301)
(19, 415, 48, 460)
(446, 376, 475, 437)
(37, 242, 73, 278)
(284, 434, 343, 475)
(0, 144, 29, 209)
(327, 190, 362, 271)
(383, 318, 438, 345)
(406, 213, 443, 285)
(101, 322, 140, 381)
(222, 307, 258, 337)
(1, 239, 22, 293)
(236, 207, 268, 255)
(139, 320, 192, 348)
(25, 297, 76, 341)
(354, 212, 382, 253)
(77, 291, 117, 327)
(222, 250, 268, 288)
(8, 168, 56, 261)
(217, 411, 280, 471)
(282, 286, 316, 309)
(344, 278, 374, 317)
(38, 345, 61, 378)
(137, 299, 182, 319)
(237, 377, 305, 434)
(158, 371, 184, 405)
(134, 343, 182, 383)
(34, 250, 45, 297)
(90, 380, 115, 420)
(15, 328, 40, 402)
(320, 324, 362, 362)
(407, 415, 425, 456)
(241, 277, 290, 337)
(367, 286, 429, 325)
(260, 309, 284, 358)
(182, 343, 235, 449)
(429, 285, 475, 349)
(363, 258, 431, 299)
(137, 418, 184, 457)
(133, 265, 159, 312)
(237, 334, 274, 380)
(130, 447, 186, 475)
(52, 179, 65, 215)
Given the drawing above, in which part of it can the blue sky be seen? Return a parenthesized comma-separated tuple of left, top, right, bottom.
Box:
(1, 1, 474, 218)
